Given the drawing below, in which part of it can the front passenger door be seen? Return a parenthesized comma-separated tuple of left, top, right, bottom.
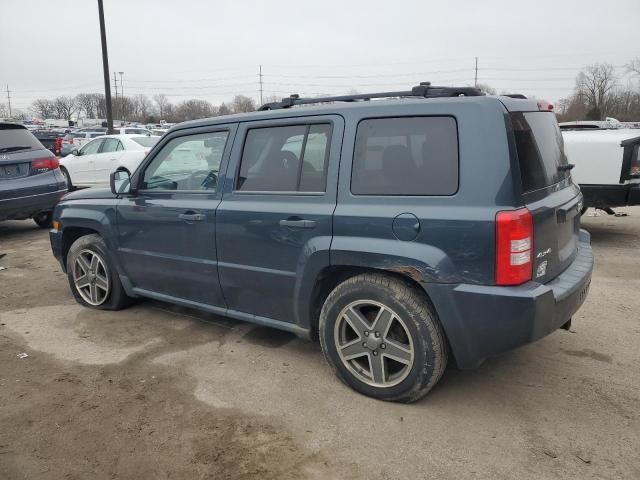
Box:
(116, 126, 236, 308)
(72, 138, 104, 185)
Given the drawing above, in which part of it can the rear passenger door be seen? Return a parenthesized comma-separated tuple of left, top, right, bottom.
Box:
(216, 116, 343, 325)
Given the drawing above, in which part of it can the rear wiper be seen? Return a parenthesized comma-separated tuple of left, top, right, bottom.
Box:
(0, 146, 32, 153)
(558, 163, 575, 172)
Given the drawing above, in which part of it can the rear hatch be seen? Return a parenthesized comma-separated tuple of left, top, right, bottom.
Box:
(508, 109, 581, 283)
(0, 124, 60, 200)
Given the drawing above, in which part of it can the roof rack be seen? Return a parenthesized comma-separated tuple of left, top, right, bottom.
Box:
(258, 82, 485, 111)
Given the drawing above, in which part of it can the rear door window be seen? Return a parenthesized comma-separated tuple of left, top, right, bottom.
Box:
(510, 112, 569, 193)
(351, 117, 458, 195)
(237, 123, 331, 193)
(100, 138, 121, 153)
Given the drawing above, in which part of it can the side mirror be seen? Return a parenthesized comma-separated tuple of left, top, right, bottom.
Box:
(71, 149, 79, 156)
(110, 169, 132, 195)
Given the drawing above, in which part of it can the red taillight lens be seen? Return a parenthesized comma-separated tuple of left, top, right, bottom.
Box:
(31, 157, 59, 172)
(537, 100, 554, 111)
(495, 208, 533, 286)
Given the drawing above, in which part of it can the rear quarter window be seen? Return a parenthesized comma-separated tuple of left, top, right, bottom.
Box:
(351, 116, 458, 196)
(511, 112, 569, 193)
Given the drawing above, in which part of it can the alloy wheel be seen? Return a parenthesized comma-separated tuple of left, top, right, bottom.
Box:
(73, 249, 110, 306)
(334, 300, 415, 388)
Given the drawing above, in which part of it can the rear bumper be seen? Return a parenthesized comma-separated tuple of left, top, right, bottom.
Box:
(429, 229, 593, 369)
(580, 183, 640, 208)
(0, 188, 67, 221)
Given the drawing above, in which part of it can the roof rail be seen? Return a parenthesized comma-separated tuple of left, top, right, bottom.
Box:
(258, 82, 484, 111)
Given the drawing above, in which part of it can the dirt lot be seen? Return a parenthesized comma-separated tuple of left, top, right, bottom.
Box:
(0, 208, 639, 480)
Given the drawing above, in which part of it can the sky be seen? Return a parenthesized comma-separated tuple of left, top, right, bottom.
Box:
(1, 0, 639, 114)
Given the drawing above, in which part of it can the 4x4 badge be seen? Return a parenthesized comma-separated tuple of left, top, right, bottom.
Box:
(536, 248, 552, 259)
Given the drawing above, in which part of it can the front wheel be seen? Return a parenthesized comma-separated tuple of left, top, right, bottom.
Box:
(60, 167, 73, 191)
(319, 273, 448, 403)
(66, 234, 133, 310)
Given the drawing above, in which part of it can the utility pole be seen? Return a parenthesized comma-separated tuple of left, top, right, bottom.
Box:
(474, 56, 478, 88)
(5, 85, 11, 118)
(113, 72, 118, 123)
(259, 64, 263, 105)
(97, 0, 114, 133)
(118, 72, 124, 124)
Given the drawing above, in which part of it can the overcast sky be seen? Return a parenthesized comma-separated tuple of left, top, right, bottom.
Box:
(1, 0, 639, 113)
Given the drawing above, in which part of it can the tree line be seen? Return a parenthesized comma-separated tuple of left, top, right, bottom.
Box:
(26, 93, 259, 124)
(556, 57, 640, 122)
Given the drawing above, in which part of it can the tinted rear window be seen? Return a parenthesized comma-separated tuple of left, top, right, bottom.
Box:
(351, 117, 458, 195)
(132, 136, 160, 147)
(0, 126, 43, 151)
(511, 112, 569, 192)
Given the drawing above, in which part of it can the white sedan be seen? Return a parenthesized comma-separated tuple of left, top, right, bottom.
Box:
(60, 134, 160, 189)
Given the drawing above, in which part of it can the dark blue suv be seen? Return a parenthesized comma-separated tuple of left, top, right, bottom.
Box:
(50, 85, 593, 402)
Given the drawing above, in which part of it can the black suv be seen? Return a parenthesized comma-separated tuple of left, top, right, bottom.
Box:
(1, 123, 67, 227)
(50, 85, 593, 402)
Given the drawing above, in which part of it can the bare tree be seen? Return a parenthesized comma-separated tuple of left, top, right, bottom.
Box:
(217, 102, 231, 116)
(132, 94, 153, 121)
(575, 63, 617, 118)
(31, 98, 56, 119)
(174, 99, 215, 121)
(230, 95, 256, 113)
(626, 57, 640, 76)
(75, 93, 97, 119)
(476, 83, 496, 95)
(0, 103, 7, 117)
(53, 96, 78, 121)
(153, 94, 170, 118)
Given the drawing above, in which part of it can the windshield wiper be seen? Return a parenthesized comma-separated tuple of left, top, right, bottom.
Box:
(0, 146, 32, 153)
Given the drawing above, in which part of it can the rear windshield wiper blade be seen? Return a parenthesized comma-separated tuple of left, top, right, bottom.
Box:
(558, 163, 575, 172)
(0, 146, 32, 153)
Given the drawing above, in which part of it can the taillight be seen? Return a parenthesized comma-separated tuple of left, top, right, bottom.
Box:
(495, 208, 533, 285)
(537, 100, 554, 111)
(31, 157, 60, 173)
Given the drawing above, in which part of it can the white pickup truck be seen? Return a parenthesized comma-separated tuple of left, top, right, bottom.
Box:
(561, 127, 640, 213)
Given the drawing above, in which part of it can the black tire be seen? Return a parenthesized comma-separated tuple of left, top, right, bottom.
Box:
(319, 273, 448, 403)
(33, 211, 53, 228)
(60, 167, 73, 191)
(66, 234, 133, 310)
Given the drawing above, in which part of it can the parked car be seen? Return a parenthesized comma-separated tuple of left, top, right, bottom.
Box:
(59, 134, 160, 189)
(562, 128, 640, 212)
(115, 127, 153, 136)
(1, 123, 67, 227)
(61, 131, 106, 156)
(49, 85, 593, 402)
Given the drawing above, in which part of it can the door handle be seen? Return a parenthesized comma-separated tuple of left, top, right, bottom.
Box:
(279, 218, 316, 229)
(179, 213, 206, 222)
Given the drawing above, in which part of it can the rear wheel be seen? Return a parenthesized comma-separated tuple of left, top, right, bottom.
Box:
(33, 211, 52, 229)
(66, 234, 133, 310)
(319, 273, 448, 403)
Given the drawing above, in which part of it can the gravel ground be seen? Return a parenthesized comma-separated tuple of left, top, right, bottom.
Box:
(0, 208, 638, 480)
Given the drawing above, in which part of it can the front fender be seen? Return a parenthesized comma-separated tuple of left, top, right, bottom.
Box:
(55, 198, 122, 272)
